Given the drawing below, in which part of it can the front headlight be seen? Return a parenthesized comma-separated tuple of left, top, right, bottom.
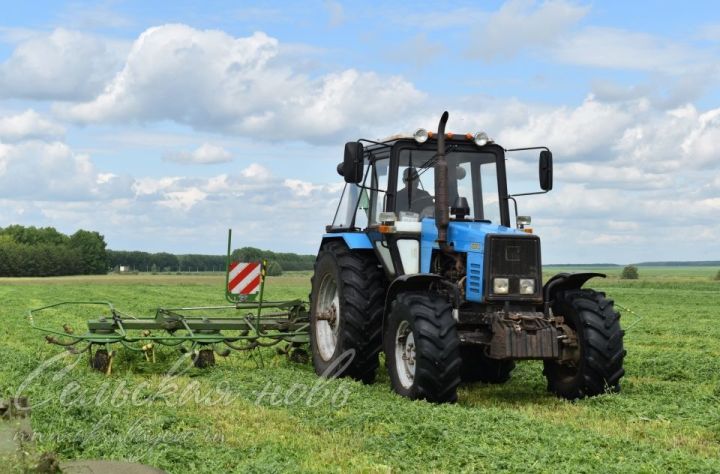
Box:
(519, 278, 535, 295)
(493, 278, 509, 294)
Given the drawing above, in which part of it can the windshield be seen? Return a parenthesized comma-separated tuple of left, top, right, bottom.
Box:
(396, 149, 500, 223)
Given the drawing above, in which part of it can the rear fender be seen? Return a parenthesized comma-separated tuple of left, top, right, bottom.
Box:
(319, 233, 373, 251)
(383, 273, 443, 333)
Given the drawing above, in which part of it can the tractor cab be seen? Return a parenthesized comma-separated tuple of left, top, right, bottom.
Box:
(330, 132, 511, 231)
(327, 126, 550, 288)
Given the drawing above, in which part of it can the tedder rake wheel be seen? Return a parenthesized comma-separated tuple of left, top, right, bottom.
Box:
(543, 289, 626, 400)
(193, 349, 216, 368)
(91, 349, 110, 373)
(460, 346, 515, 384)
(289, 347, 309, 364)
(310, 240, 385, 383)
(384, 292, 461, 403)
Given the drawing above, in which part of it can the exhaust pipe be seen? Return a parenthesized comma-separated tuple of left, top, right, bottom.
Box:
(434, 111, 450, 249)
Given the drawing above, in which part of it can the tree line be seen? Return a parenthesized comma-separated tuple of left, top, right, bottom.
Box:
(0, 225, 107, 276)
(0, 225, 316, 277)
(106, 250, 227, 273)
(108, 246, 316, 275)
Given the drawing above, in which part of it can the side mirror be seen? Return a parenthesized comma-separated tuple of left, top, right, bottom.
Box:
(343, 142, 364, 183)
(539, 150, 553, 191)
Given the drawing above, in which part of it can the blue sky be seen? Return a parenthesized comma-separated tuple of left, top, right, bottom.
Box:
(0, 1, 718, 263)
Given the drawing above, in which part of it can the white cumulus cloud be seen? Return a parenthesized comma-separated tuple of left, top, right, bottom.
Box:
(57, 24, 424, 143)
(0, 109, 65, 142)
(497, 95, 641, 159)
(0, 140, 132, 201)
(158, 187, 208, 211)
(0, 28, 127, 101)
(614, 104, 720, 171)
(241, 163, 272, 180)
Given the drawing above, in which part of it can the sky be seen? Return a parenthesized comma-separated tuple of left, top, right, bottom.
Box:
(0, 0, 718, 263)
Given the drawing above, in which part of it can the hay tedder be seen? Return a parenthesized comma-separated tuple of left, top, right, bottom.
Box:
(30, 230, 310, 374)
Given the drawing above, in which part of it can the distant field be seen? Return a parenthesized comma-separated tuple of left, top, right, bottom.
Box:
(545, 265, 720, 279)
(1, 269, 719, 472)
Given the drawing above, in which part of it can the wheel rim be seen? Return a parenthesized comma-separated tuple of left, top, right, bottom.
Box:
(552, 316, 582, 382)
(315, 273, 340, 361)
(395, 320, 416, 389)
(555, 344, 582, 382)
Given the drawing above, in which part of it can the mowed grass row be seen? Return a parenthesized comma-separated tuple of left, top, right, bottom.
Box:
(0, 268, 719, 472)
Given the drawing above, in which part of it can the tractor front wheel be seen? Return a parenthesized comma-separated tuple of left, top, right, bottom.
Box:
(544, 289, 626, 399)
(384, 292, 461, 403)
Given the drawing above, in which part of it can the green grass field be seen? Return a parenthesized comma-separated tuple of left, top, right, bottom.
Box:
(1, 267, 719, 472)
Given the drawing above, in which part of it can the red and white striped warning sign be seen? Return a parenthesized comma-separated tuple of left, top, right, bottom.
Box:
(227, 262, 262, 295)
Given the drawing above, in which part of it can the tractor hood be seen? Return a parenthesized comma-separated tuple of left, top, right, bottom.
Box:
(419, 218, 538, 303)
(420, 218, 525, 254)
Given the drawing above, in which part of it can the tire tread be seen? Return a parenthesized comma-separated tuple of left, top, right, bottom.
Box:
(545, 288, 626, 399)
(386, 292, 461, 403)
(310, 240, 386, 383)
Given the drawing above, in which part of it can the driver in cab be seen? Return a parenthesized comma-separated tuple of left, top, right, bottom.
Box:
(396, 167, 433, 213)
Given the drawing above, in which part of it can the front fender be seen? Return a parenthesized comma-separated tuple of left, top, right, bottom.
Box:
(543, 272, 606, 303)
(383, 273, 443, 332)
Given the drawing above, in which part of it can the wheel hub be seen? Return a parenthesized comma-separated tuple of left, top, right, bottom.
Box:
(395, 320, 416, 389)
(316, 273, 340, 361)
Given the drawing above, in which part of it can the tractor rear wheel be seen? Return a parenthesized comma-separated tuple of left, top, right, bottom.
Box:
(544, 289, 625, 399)
(460, 346, 515, 384)
(384, 292, 461, 403)
(310, 240, 385, 383)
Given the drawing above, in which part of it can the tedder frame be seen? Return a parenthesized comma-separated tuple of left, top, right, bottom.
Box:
(29, 229, 310, 374)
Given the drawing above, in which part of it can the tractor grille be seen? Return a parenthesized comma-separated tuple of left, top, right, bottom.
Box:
(484, 234, 542, 301)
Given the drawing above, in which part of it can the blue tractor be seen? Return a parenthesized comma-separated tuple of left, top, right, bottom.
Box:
(309, 112, 625, 402)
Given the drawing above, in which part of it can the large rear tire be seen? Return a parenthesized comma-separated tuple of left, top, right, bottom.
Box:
(460, 346, 515, 384)
(310, 240, 385, 383)
(544, 289, 626, 399)
(384, 292, 461, 403)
